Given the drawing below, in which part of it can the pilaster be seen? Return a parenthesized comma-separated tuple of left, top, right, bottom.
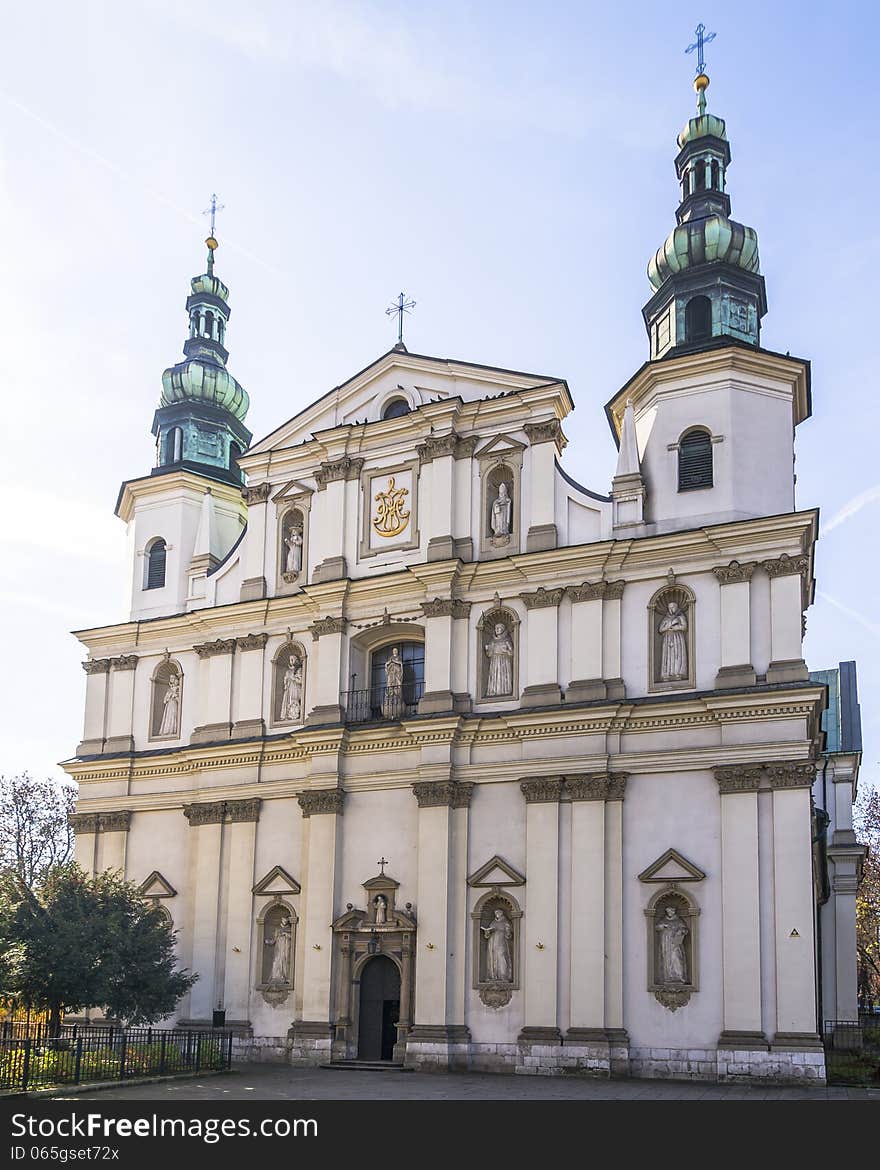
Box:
(524, 420, 564, 551)
(105, 656, 138, 754)
(78, 658, 110, 756)
(240, 482, 270, 601)
(518, 777, 563, 1048)
(232, 633, 268, 738)
(520, 588, 563, 706)
(713, 561, 757, 688)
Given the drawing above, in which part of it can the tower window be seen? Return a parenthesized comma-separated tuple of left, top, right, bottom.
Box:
(163, 427, 183, 465)
(694, 160, 706, 191)
(229, 442, 242, 471)
(685, 296, 712, 342)
(145, 538, 167, 590)
(381, 398, 410, 420)
(677, 430, 713, 492)
(204, 311, 214, 339)
(711, 160, 720, 190)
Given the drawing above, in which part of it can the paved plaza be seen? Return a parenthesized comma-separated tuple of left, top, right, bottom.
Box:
(57, 1063, 879, 1101)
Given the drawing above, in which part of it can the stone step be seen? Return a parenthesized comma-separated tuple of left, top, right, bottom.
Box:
(322, 1060, 410, 1073)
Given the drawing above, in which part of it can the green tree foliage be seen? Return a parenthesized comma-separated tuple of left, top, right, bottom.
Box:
(0, 864, 196, 1033)
(0, 772, 76, 888)
(855, 786, 880, 1010)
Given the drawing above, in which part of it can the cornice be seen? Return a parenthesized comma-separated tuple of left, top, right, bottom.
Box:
(115, 470, 246, 524)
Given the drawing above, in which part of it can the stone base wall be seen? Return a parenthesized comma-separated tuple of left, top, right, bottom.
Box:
(717, 1045, 825, 1084)
(231, 1034, 290, 1064)
(403, 1041, 472, 1072)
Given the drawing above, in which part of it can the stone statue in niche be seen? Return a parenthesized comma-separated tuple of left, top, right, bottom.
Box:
(264, 914, 292, 985)
(374, 894, 388, 925)
(279, 656, 303, 722)
(484, 622, 514, 697)
(158, 672, 181, 736)
(656, 906, 689, 984)
(283, 526, 303, 577)
(482, 909, 513, 983)
(381, 647, 404, 719)
(490, 481, 513, 540)
(659, 601, 688, 682)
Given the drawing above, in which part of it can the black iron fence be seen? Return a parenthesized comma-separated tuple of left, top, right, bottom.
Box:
(822, 1018, 880, 1085)
(0, 1027, 233, 1093)
(341, 683, 424, 724)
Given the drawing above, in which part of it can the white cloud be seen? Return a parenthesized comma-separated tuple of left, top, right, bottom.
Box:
(815, 591, 880, 639)
(820, 483, 880, 536)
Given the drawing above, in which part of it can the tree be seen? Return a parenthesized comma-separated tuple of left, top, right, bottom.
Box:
(855, 786, 880, 1010)
(0, 773, 76, 888)
(0, 864, 196, 1034)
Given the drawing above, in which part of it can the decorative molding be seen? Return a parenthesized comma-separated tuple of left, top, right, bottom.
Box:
(309, 616, 347, 641)
(452, 435, 480, 460)
(82, 659, 111, 675)
(714, 764, 765, 794)
(604, 580, 625, 600)
(565, 579, 626, 603)
(412, 780, 475, 808)
(315, 456, 364, 489)
(252, 865, 301, 896)
(761, 554, 809, 579)
(110, 655, 138, 671)
(564, 772, 629, 802)
(713, 560, 757, 584)
(183, 798, 262, 825)
(523, 419, 566, 448)
(766, 761, 816, 789)
(519, 776, 564, 803)
(467, 855, 526, 887)
(653, 987, 692, 1012)
(416, 432, 460, 464)
(242, 482, 272, 504)
(420, 597, 472, 619)
(480, 986, 512, 1010)
(193, 638, 236, 658)
(298, 788, 345, 817)
(69, 810, 132, 835)
(138, 870, 177, 898)
(520, 586, 564, 610)
(715, 760, 815, 793)
(236, 633, 269, 651)
(638, 848, 706, 884)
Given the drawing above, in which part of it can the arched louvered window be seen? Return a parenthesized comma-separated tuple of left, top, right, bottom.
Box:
(678, 430, 713, 492)
(145, 538, 167, 589)
(685, 295, 712, 342)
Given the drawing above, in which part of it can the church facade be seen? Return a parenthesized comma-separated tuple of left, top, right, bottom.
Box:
(65, 73, 861, 1083)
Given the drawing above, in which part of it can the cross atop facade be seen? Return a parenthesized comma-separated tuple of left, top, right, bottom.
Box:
(377, 856, 389, 876)
(386, 292, 416, 345)
(685, 23, 716, 76)
(203, 192, 225, 239)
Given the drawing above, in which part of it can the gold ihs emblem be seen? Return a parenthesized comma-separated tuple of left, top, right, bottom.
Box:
(372, 476, 411, 538)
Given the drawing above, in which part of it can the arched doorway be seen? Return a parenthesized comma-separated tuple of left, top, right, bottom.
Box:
(357, 956, 401, 1061)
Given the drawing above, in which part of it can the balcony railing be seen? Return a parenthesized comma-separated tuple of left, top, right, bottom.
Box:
(341, 684, 424, 724)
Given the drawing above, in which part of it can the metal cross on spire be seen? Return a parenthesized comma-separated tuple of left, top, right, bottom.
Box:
(377, 856, 389, 876)
(386, 292, 416, 346)
(685, 23, 716, 75)
(203, 192, 225, 239)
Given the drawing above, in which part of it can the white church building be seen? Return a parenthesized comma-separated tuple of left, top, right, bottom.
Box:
(65, 71, 863, 1083)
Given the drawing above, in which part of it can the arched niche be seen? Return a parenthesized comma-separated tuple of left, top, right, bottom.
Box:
(470, 887, 522, 1009)
(256, 900, 298, 1005)
(346, 624, 425, 721)
(271, 640, 307, 727)
(150, 657, 183, 740)
(278, 505, 308, 588)
(485, 464, 516, 546)
(644, 886, 700, 1012)
(476, 605, 520, 704)
(476, 436, 525, 559)
(648, 582, 695, 693)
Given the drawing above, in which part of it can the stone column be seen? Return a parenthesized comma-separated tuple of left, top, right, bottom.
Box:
(240, 482, 270, 602)
(418, 599, 467, 714)
(312, 457, 363, 583)
(221, 800, 261, 1024)
(523, 421, 563, 551)
(520, 588, 563, 706)
(183, 802, 225, 1021)
(417, 434, 458, 561)
(762, 556, 810, 683)
(827, 766, 866, 1021)
(604, 774, 628, 1069)
(601, 582, 626, 699)
(105, 656, 138, 754)
(714, 766, 765, 1059)
(306, 617, 346, 725)
(518, 777, 563, 1058)
(565, 583, 604, 702)
(713, 562, 757, 687)
(406, 780, 474, 1071)
(232, 633, 269, 738)
(78, 659, 110, 756)
(191, 639, 236, 743)
(292, 788, 344, 1064)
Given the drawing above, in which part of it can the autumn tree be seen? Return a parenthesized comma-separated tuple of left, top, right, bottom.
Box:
(0, 772, 76, 888)
(855, 785, 880, 1010)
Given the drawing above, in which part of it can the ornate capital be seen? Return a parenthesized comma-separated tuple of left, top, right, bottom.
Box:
(766, 761, 816, 789)
(715, 765, 764, 794)
(315, 456, 364, 489)
(68, 813, 99, 835)
(715, 761, 816, 793)
(110, 655, 138, 671)
(236, 633, 269, 652)
(309, 615, 347, 641)
(242, 483, 271, 505)
(412, 781, 475, 809)
(520, 587, 564, 610)
(604, 580, 625, 600)
(713, 560, 757, 584)
(452, 435, 479, 461)
(523, 419, 566, 449)
(69, 811, 132, 834)
(298, 788, 345, 817)
(183, 798, 263, 826)
(761, 554, 809, 579)
(566, 581, 605, 603)
(416, 433, 459, 464)
(193, 638, 236, 658)
(420, 598, 472, 619)
(224, 798, 262, 823)
(564, 772, 628, 801)
(82, 659, 111, 675)
(520, 776, 565, 803)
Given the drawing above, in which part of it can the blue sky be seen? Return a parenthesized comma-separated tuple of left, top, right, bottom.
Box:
(1, 1, 877, 788)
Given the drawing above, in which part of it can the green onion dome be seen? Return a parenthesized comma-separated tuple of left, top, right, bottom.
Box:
(648, 215, 760, 292)
(160, 359, 250, 420)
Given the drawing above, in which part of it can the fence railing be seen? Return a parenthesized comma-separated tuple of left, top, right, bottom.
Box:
(0, 1027, 233, 1093)
(822, 1018, 880, 1085)
(341, 683, 424, 724)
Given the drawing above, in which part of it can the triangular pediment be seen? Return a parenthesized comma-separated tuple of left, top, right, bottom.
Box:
(467, 855, 526, 888)
(252, 865, 301, 896)
(637, 848, 705, 884)
(363, 874, 400, 891)
(271, 479, 313, 504)
(474, 433, 527, 459)
(138, 870, 177, 898)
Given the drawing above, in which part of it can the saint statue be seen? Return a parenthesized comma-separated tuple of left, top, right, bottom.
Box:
(484, 622, 514, 697)
(656, 906, 689, 984)
(280, 656, 303, 722)
(659, 601, 688, 682)
(265, 915, 292, 985)
(158, 672, 181, 736)
(482, 909, 513, 983)
(284, 527, 303, 575)
(374, 895, 388, 925)
(381, 647, 404, 719)
(490, 482, 512, 538)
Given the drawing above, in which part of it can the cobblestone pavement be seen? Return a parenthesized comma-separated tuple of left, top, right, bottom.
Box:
(58, 1063, 880, 1101)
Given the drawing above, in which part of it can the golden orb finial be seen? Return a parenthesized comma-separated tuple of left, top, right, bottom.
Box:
(205, 235, 219, 251)
(694, 73, 710, 92)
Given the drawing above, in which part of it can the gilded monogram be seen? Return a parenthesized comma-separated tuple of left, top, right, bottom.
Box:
(372, 476, 411, 538)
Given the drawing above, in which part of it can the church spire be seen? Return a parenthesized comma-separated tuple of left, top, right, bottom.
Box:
(642, 52, 767, 360)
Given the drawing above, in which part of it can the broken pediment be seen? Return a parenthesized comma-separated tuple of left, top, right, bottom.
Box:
(467, 855, 526, 888)
(637, 848, 706, 884)
(138, 870, 177, 899)
(252, 865, 302, 897)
